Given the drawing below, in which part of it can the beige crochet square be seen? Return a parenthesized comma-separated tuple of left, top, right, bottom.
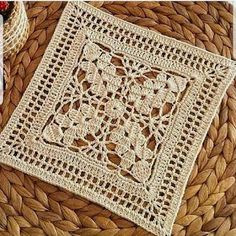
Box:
(0, 2, 235, 235)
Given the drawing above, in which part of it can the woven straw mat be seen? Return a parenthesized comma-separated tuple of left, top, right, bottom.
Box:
(1, 2, 236, 236)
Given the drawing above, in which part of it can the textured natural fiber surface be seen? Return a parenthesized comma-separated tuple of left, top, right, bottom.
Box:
(3, 2, 29, 58)
(0, 2, 236, 236)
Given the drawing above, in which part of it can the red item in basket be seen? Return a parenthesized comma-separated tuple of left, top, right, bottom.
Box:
(0, 1, 9, 12)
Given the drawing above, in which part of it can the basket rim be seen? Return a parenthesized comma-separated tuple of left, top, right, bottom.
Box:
(3, 1, 29, 58)
(4, 1, 21, 30)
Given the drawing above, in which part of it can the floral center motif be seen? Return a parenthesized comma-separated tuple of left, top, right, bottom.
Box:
(42, 39, 189, 183)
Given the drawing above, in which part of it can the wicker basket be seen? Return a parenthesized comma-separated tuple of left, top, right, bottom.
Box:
(3, 1, 29, 58)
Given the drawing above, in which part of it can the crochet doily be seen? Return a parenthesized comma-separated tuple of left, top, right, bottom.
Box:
(0, 2, 235, 235)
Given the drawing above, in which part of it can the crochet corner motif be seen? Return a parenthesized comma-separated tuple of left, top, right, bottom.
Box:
(42, 38, 190, 184)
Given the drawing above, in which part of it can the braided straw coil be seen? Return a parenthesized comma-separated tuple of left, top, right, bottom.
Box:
(0, 2, 235, 236)
(3, 2, 29, 59)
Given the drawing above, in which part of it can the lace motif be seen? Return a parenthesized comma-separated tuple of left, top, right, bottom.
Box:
(42, 40, 189, 183)
(0, 2, 235, 236)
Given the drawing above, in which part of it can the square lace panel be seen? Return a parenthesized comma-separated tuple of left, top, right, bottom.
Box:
(0, 2, 236, 235)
